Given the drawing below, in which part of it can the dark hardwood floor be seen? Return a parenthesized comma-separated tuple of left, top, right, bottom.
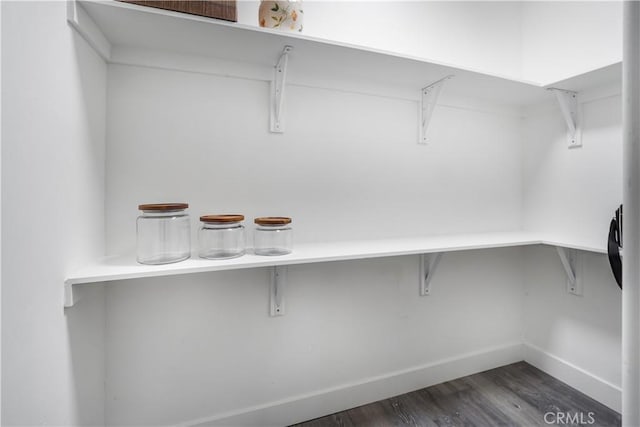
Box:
(292, 362, 621, 427)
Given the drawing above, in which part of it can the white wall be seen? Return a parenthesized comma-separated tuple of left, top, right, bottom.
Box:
(521, 1, 622, 84)
(523, 246, 622, 410)
(105, 64, 524, 255)
(238, 1, 524, 80)
(1, 2, 107, 425)
(103, 61, 526, 425)
(522, 87, 623, 410)
(106, 250, 525, 426)
(523, 87, 622, 250)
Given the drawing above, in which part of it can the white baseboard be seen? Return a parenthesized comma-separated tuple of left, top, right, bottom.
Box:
(523, 343, 621, 413)
(182, 342, 524, 427)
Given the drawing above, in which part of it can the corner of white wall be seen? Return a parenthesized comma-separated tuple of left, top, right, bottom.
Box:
(520, 1, 623, 84)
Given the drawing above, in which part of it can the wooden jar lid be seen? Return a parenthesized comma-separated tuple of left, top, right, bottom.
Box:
(200, 214, 245, 223)
(138, 203, 189, 211)
(254, 216, 292, 225)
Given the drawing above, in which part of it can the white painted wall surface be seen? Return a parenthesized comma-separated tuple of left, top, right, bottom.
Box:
(523, 88, 622, 248)
(1, 2, 107, 425)
(238, 1, 524, 80)
(105, 64, 523, 255)
(522, 88, 623, 410)
(106, 249, 525, 426)
(103, 62, 525, 424)
(521, 1, 622, 84)
(523, 246, 622, 411)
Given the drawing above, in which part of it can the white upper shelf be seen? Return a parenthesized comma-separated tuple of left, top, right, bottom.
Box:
(545, 63, 621, 93)
(76, 1, 620, 107)
(65, 231, 606, 286)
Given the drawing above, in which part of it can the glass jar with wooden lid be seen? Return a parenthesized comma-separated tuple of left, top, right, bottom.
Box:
(198, 214, 246, 260)
(137, 203, 191, 265)
(253, 217, 293, 256)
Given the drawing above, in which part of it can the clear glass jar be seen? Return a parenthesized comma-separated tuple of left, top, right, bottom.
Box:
(254, 217, 293, 256)
(199, 215, 246, 259)
(137, 203, 191, 265)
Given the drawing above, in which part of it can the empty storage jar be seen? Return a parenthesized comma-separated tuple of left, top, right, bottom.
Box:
(137, 203, 191, 265)
(253, 217, 293, 255)
(199, 215, 246, 259)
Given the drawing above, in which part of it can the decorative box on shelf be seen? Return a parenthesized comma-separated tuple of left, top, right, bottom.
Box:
(116, 0, 237, 22)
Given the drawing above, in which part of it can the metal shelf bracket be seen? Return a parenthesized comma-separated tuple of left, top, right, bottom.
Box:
(420, 253, 443, 296)
(270, 45, 293, 133)
(548, 88, 582, 148)
(556, 247, 583, 296)
(270, 266, 287, 316)
(419, 75, 454, 144)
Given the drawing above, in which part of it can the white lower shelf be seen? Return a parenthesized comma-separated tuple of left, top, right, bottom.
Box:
(65, 231, 606, 286)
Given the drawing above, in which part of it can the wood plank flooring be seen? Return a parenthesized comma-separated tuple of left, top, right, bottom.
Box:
(291, 362, 621, 427)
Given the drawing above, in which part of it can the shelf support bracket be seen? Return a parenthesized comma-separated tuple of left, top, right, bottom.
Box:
(419, 75, 454, 144)
(556, 247, 583, 296)
(270, 266, 287, 316)
(547, 88, 582, 148)
(270, 46, 293, 133)
(64, 282, 76, 308)
(420, 253, 443, 296)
